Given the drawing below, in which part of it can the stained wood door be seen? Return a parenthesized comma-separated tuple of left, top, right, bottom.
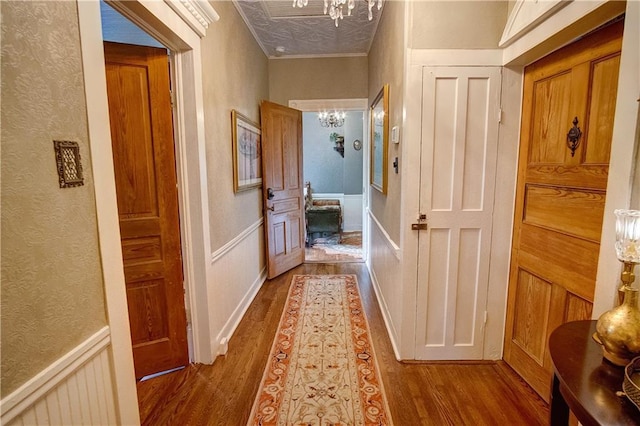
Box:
(503, 21, 623, 400)
(260, 101, 305, 279)
(415, 67, 502, 359)
(104, 42, 188, 378)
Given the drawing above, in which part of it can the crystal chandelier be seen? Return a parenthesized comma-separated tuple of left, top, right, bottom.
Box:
(318, 111, 345, 127)
(293, 0, 383, 27)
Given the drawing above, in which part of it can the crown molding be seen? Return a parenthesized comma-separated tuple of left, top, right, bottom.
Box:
(165, 0, 220, 38)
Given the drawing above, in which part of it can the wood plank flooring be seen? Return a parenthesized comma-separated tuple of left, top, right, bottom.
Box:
(137, 263, 548, 425)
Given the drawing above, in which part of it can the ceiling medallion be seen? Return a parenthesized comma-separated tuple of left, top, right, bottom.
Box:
(293, 0, 383, 27)
(319, 111, 346, 127)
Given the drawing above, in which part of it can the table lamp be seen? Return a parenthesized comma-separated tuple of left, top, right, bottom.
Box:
(594, 209, 640, 366)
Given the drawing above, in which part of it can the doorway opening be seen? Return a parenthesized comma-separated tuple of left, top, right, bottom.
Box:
(302, 110, 365, 263)
(100, 0, 191, 379)
(289, 99, 369, 264)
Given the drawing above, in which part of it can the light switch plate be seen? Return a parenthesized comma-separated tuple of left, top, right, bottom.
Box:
(391, 126, 399, 144)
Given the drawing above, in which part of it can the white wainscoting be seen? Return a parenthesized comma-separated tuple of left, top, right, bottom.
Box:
(209, 218, 267, 357)
(1, 327, 117, 426)
(367, 211, 402, 360)
(312, 193, 363, 232)
(342, 194, 363, 232)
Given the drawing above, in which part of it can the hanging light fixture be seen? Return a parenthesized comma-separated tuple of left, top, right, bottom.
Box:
(293, 0, 383, 27)
(318, 111, 345, 127)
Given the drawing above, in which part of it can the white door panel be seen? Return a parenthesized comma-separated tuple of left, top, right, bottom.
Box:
(415, 66, 501, 360)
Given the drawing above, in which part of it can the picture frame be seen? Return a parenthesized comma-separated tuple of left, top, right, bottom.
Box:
(231, 110, 262, 192)
(370, 84, 389, 194)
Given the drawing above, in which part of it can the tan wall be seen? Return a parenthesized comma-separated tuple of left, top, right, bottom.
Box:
(368, 0, 406, 244)
(411, 1, 508, 49)
(202, 1, 270, 251)
(1, 1, 107, 397)
(269, 56, 368, 105)
(632, 113, 640, 209)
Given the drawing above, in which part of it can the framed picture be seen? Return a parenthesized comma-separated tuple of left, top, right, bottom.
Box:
(370, 84, 389, 194)
(232, 110, 262, 192)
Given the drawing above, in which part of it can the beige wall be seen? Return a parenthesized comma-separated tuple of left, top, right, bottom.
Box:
(368, 0, 406, 244)
(202, 1, 270, 251)
(632, 108, 640, 210)
(1, 1, 107, 397)
(411, 1, 508, 49)
(269, 56, 368, 105)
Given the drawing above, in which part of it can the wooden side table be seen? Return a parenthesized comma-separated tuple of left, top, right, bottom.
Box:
(548, 320, 640, 425)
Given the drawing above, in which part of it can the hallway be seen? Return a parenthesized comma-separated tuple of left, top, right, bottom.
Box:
(137, 263, 548, 425)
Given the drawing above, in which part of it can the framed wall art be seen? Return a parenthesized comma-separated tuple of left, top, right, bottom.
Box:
(370, 84, 389, 194)
(231, 110, 262, 192)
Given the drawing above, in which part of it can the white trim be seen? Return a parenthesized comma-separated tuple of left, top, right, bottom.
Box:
(211, 218, 264, 264)
(367, 267, 402, 361)
(368, 209, 400, 259)
(1, 327, 111, 424)
(593, 1, 640, 315)
(311, 192, 344, 201)
(164, 0, 219, 38)
(214, 267, 268, 356)
(103, 0, 215, 365)
(77, 2, 139, 424)
(501, 0, 625, 66)
(289, 98, 368, 111)
(410, 49, 503, 67)
(499, 0, 569, 48)
(270, 52, 368, 60)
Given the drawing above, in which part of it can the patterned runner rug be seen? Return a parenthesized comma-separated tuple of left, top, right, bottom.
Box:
(248, 275, 393, 426)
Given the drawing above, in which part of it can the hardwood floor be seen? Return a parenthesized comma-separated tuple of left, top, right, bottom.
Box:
(137, 263, 548, 425)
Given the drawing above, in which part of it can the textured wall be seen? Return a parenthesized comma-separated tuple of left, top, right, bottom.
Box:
(1, 1, 107, 397)
(368, 0, 406, 244)
(269, 57, 368, 106)
(411, 1, 508, 49)
(202, 1, 269, 252)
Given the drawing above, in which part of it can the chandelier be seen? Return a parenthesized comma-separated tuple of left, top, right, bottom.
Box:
(318, 111, 345, 127)
(293, 0, 383, 27)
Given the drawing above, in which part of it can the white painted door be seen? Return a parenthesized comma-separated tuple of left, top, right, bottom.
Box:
(415, 67, 501, 359)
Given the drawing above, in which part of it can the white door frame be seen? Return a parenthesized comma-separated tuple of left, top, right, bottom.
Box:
(289, 98, 370, 261)
(78, 0, 218, 422)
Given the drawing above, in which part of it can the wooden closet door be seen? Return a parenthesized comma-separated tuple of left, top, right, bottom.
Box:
(503, 21, 623, 400)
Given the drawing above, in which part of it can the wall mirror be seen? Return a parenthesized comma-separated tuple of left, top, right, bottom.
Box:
(370, 84, 389, 194)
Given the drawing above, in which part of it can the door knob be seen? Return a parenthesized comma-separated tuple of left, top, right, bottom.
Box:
(267, 188, 275, 200)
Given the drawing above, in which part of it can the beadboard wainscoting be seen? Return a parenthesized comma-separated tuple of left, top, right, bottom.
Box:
(209, 218, 267, 357)
(1, 327, 116, 426)
(367, 210, 402, 360)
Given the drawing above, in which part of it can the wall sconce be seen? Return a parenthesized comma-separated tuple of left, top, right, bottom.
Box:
(330, 132, 344, 157)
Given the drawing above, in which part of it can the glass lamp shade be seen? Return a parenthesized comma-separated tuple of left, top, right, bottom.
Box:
(615, 209, 640, 263)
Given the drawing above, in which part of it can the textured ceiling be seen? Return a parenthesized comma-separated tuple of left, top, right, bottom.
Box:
(233, 0, 383, 58)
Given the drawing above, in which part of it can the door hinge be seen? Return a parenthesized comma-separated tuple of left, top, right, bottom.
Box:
(498, 108, 503, 123)
(484, 311, 488, 325)
(170, 89, 175, 109)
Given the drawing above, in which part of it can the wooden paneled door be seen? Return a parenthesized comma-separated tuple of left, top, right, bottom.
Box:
(503, 21, 623, 400)
(260, 101, 305, 279)
(415, 66, 502, 359)
(104, 42, 188, 378)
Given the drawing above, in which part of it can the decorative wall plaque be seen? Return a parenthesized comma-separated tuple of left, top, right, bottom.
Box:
(53, 140, 84, 188)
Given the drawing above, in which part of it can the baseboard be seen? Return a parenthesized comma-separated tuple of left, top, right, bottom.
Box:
(367, 265, 402, 361)
(1, 326, 115, 425)
(214, 267, 267, 356)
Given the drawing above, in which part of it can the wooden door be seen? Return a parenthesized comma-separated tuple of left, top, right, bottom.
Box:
(260, 101, 305, 279)
(503, 21, 623, 400)
(104, 42, 188, 378)
(415, 67, 502, 359)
